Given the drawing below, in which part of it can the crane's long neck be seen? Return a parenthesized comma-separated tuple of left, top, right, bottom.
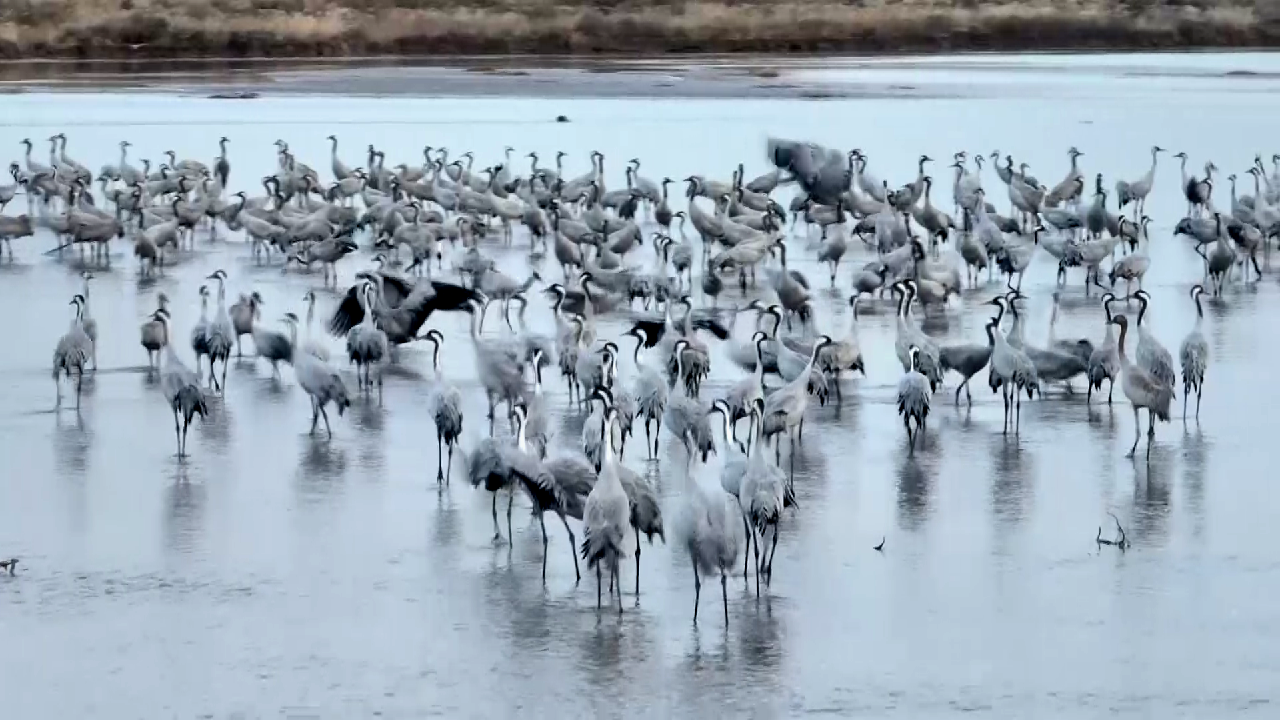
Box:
(1116, 323, 1129, 360)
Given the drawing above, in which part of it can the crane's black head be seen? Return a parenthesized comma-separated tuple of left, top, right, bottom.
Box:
(282, 312, 298, 324)
(424, 328, 444, 346)
(817, 334, 835, 349)
(601, 341, 619, 357)
(673, 338, 691, 357)
(590, 386, 614, 408)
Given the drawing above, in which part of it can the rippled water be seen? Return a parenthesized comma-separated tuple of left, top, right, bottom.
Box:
(1, 54, 1279, 717)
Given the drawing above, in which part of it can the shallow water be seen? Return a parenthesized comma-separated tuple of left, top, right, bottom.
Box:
(1, 53, 1279, 717)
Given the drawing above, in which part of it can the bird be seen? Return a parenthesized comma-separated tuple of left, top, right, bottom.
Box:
(1111, 314, 1173, 460)
(140, 293, 170, 372)
(1087, 292, 1122, 405)
(1132, 290, 1176, 391)
(1178, 284, 1209, 421)
(229, 291, 263, 358)
(204, 269, 235, 394)
(53, 295, 92, 410)
(422, 328, 463, 483)
(252, 313, 295, 378)
(190, 285, 212, 383)
(897, 346, 932, 453)
(346, 281, 389, 400)
(737, 397, 788, 596)
(623, 326, 669, 459)
(152, 309, 208, 456)
(939, 315, 997, 407)
(580, 391, 631, 612)
(675, 425, 741, 624)
(987, 296, 1038, 434)
(292, 333, 351, 438)
(761, 334, 835, 480)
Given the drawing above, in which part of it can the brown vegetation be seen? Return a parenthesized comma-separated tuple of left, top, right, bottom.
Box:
(2, 0, 1280, 59)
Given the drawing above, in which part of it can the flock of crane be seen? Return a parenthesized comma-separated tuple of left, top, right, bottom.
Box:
(7, 130, 1257, 623)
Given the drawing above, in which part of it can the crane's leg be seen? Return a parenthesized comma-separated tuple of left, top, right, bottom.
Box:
(596, 564, 602, 609)
(559, 515, 580, 582)
(309, 397, 319, 435)
(1002, 385, 1010, 434)
(446, 441, 454, 484)
(220, 360, 228, 395)
(767, 524, 780, 585)
(1015, 393, 1022, 433)
(691, 557, 701, 624)
(1182, 388, 1188, 421)
(742, 516, 751, 582)
(236, 337, 242, 358)
(181, 416, 191, 457)
(75, 372, 82, 410)
(1147, 408, 1155, 438)
(506, 487, 515, 544)
(319, 404, 332, 438)
(173, 407, 182, 456)
(966, 380, 973, 406)
(721, 571, 729, 624)
(437, 434, 445, 483)
(491, 493, 501, 542)
(539, 513, 549, 582)
(955, 380, 964, 406)
(634, 527, 643, 596)
(1196, 385, 1203, 421)
(1107, 377, 1115, 404)
(751, 526, 761, 597)
(615, 564, 624, 613)
(1127, 407, 1140, 458)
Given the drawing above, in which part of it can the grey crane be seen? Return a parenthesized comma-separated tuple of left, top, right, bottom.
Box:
(675, 426, 740, 625)
(891, 280, 943, 391)
(738, 397, 788, 595)
(761, 334, 834, 480)
(252, 313, 295, 378)
(229, 291, 262, 358)
(292, 331, 351, 438)
(816, 295, 866, 402)
(1132, 290, 1176, 391)
(346, 282, 389, 400)
(939, 315, 997, 406)
(298, 290, 330, 362)
(624, 326, 670, 459)
(420, 328, 463, 483)
(988, 296, 1038, 434)
(580, 392, 631, 612)
(140, 293, 170, 372)
(1116, 146, 1163, 218)
(663, 341, 716, 464)
(467, 296, 528, 432)
(816, 225, 848, 286)
(1175, 153, 1215, 217)
(190, 285, 211, 382)
(723, 331, 769, 443)
(1087, 292, 1122, 404)
(205, 269, 235, 394)
(53, 295, 92, 410)
(153, 309, 208, 456)
(0, 213, 32, 260)
(1112, 314, 1173, 459)
(897, 346, 932, 453)
(506, 402, 589, 583)
(1178, 285, 1209, 421)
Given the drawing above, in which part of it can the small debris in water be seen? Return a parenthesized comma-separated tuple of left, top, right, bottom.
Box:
(556, 115, 570, 123)
(874, 537, 885, 552)
(207, 91, 260, 100)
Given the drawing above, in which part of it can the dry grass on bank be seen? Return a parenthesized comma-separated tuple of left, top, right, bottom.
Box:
(2, 0, 1280, 59)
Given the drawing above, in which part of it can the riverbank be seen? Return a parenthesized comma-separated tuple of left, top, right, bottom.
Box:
(1, 1, 1277, 60)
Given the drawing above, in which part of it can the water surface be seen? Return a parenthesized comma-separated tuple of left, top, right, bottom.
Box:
(0, 53, 1277, 717)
